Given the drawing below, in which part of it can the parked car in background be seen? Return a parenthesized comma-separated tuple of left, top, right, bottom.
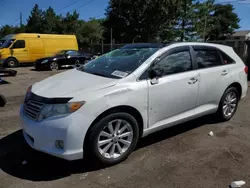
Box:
(0, 33, 78, 67)
(34, 50, 94, 71)
(20, 42, 248, 166)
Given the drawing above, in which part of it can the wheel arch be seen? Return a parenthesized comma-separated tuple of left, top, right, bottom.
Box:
(84, 105, 144, 148)
(226, 82, 242, 99)
(5, 57, 18, 67)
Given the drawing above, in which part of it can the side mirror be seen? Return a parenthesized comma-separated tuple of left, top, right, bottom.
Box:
(149, 68, 162, 85)
(149, 68, 162, 79)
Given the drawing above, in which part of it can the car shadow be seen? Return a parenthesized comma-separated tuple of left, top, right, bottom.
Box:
(136, 115, 218, 150)
(0, 115, 219, 182)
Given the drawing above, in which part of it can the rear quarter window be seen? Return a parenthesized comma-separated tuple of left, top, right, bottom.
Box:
(218, 49, 235, 65)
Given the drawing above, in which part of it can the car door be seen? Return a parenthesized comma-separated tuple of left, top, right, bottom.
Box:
(65, 51, 80, 66)
(10, 40, 30, 63)
(192, 45, 232, 113)
(147, 46, 199, 128)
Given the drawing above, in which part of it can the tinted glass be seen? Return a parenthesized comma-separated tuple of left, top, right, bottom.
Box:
(56, 50, 67, 55)
(219, 50, 235, 65)
(78, 48, 159, 79)
(12, 40, 25, 49)
(67, 51, 79, 56)
(153, 50, 192, 76)
(0, 39, 15, 48)
(194, 50, 222, 68)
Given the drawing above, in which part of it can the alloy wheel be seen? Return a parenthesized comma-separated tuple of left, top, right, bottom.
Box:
(223, 91, 237, 117)
(50, 62, 58, 71)
(97, 119, 133, 159)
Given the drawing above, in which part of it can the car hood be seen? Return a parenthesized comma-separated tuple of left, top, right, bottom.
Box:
(32, 69, 118, 98)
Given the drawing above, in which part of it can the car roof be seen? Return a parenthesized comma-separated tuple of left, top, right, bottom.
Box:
(121, 43, 166, 49)
(167, 42, 232, 50)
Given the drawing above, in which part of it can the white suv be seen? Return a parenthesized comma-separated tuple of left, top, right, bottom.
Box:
(20, 42, 248, 165)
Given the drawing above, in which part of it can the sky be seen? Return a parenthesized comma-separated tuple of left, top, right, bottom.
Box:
(0, 0, 249, 30)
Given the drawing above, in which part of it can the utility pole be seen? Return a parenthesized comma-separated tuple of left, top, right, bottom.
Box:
(110, 28, 113, 51)
(20, 12, 23, 27)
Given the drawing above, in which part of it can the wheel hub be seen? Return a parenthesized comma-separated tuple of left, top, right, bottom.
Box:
(112, 135, 119, 143)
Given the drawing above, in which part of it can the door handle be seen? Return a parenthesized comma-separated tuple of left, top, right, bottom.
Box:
(222, 70, 228, 76)
(23, 49, 27, 52)
(188, 77, 198, 84)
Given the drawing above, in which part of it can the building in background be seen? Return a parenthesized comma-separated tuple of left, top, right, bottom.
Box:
(230, 30, 250, 40)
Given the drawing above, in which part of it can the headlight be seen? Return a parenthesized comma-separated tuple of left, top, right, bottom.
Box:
(25, 85, 32, 102)
(37, 101, 85, 121)
(41, 59, 48, 64)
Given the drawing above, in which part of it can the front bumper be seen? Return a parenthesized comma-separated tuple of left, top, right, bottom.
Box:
(34, 62, 49, 70)
(19, 104, 90, 160)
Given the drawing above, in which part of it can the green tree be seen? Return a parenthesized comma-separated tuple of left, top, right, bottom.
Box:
(0, 25, 16, 38)
(104, 0, 185, 43)
(209, 4, 240, 40)
(43, 7, 62, 34)
(193, 0, 240, 41)
(26, 4, 45, 33)
(79, 18, 103, 45)
(62, 10, 80, 34)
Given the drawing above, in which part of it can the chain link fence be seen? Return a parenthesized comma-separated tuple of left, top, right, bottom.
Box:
(81, 40, 249, 65)
(209, 40, 249, 64)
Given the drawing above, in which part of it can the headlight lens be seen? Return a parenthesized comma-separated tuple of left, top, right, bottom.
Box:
(41, 59, 48, 64)
(25, 85, 32, 102)
(37, 101, 85, 121)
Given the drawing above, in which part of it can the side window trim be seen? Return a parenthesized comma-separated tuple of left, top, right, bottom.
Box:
(216, 48, 225, 66)
(138, 46, 194, 80)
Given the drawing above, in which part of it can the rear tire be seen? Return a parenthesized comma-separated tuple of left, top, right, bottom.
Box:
(216, 87, 239, 121)
(85, 112, 139, 166)
(6, 58, 18, 68)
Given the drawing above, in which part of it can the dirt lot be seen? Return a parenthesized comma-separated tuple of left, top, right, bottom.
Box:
(0, 67, 250, 188)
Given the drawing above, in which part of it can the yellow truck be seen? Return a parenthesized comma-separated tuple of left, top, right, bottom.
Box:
(0, 33, 78, 67)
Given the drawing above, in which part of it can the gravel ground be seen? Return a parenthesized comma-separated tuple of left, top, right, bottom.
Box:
(0, 67, 250, 188)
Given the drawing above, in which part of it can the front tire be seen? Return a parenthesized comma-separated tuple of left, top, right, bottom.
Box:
(216, 87, 239, 121)
(50, 62, 59, 71)
(85, 112, 139, 166)
(6, 58, 18, 68)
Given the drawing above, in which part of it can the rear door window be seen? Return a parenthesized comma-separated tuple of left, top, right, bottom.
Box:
(193, 46, 222, 69)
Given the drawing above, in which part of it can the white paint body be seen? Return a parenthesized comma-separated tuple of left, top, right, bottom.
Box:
(19, 42, 248, 160)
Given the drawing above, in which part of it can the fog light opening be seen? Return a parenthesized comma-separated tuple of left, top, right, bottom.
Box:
(55, 140, 64, 149)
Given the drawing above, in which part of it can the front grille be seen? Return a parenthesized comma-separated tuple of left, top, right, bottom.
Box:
(24, 100, 45, 120)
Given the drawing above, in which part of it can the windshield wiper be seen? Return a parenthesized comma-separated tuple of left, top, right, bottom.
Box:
(90, 72, 107, 77)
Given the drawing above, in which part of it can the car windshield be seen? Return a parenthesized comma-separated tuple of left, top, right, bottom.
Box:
(56, 50, 67, 56)
(78, 47, 159, 79)
(0, 39, 15, 48)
